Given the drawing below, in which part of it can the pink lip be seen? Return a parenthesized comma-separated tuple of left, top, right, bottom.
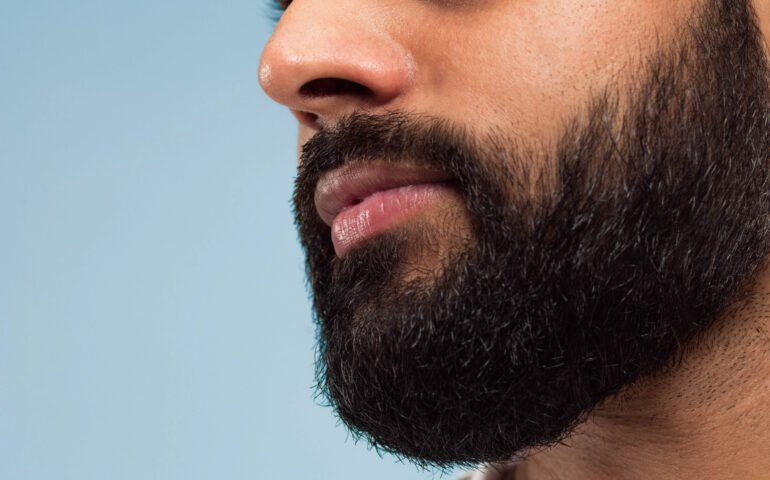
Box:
(314, 163, 457, 256)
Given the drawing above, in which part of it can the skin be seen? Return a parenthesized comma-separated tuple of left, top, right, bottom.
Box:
(259, 1, 770, 478)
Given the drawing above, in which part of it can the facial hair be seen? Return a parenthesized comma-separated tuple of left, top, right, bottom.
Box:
(292, 0, 770, 470)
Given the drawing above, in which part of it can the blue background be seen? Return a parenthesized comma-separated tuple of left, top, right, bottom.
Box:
(0, 1, 462, 479)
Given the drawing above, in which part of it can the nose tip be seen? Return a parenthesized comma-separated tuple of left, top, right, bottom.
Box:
(258, 16, 415, 129)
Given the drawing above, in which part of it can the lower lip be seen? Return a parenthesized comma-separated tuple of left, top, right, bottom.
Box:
(331, 182, 457, 257)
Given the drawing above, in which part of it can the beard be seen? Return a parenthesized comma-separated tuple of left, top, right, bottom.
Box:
(291, 0, 770, 470)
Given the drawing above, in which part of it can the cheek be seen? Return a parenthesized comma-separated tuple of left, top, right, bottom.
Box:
(755, 0, 770, 51)
(414, 0, 694, 142)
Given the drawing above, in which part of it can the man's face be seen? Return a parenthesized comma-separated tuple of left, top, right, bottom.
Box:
(260, 0, 770, 470)
(263, 1, 716, 148)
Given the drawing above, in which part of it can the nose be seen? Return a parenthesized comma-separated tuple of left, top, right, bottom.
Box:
(258, 1, 416, 129)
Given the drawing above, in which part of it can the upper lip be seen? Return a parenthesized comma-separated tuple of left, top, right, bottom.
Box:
(314, 162, 455, 226)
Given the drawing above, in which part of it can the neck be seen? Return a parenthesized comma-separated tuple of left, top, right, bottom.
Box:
(516, 263, 770, 480)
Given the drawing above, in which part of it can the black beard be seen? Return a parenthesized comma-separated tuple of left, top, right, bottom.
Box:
(292, 0, 770, 470)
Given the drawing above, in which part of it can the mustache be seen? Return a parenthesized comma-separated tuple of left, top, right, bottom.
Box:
(296, 111, 484, 187)
(294, 111, 524, 231)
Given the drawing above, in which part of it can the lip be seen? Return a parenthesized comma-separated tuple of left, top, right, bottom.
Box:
(313, 162, 458, 256)
(314, 162, 455, 227)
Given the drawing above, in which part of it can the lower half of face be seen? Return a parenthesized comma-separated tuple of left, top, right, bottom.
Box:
(292, 0, 770, 469)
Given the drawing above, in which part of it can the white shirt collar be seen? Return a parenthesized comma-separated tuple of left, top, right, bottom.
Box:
(456, 462, 517, 480)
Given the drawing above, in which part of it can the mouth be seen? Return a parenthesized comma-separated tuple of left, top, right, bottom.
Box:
(314, 162, 458, 256)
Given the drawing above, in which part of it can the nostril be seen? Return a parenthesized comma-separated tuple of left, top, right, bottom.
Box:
(299, 78, 374, 98)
